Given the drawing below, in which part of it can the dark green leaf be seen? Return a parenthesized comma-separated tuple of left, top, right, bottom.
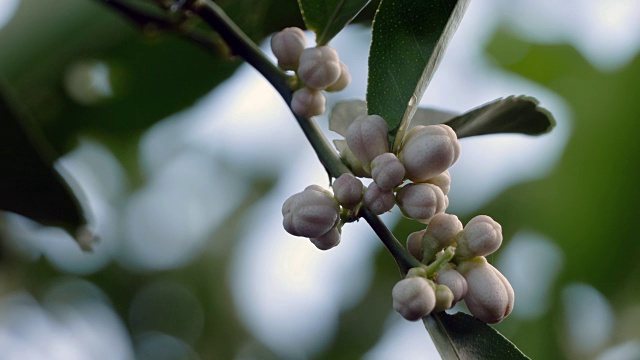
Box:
(297, 0, 372, 45)
(444, 96, 555, 138)
(0, 81, 87, 230)
(424, 312, 529, 360)
(367, 0, 469, 151)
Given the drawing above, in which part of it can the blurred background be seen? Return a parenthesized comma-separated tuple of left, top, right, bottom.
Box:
(1, 0, 639, 359)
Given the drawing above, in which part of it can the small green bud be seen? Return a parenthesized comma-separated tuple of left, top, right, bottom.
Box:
(433, 284, 455, 313)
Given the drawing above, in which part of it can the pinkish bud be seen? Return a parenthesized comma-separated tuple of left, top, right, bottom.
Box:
(325, 62, 351, 92)
(371, 153, 406, 190)
(363, 182, 395, 215)
(422, 213, 463, 262)
(271, 27, 306, 71)
(297, 46, 341, 90)
(425, 171, 451, 195)
(396, 183, 447, 223)
(406, 230, 426, 261)
(333, 173, 364, 209)
(455, 215, 503, 259)
(392, 277, 436, 321)
(345, 115, 389, 173)
(310, 226, 341, 250)
(435, 264, 468, 304)
(282, 186, 340, 238)
(399, 125, 461, 182)
(291, 87, 326, 118)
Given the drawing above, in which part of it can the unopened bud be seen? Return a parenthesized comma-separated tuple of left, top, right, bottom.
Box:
(363, 183, 395, 215)
(433, 284, 455, 313)
(455, 215, 503, 259)
(435, 264, 468, 304)
(325, 62, 351, 92)
(406, 230, 426, 261)
(333, 173, 363, 209)
(392, 277, 436, 321)
(422, 213, 463, 262)
(396, 183, 446, 223)
(371, 153, 406, 190)
(334, 140, 369, 177)
(345, 115, 389, 173)
(291, 87, 326, 118)
(425, 171, 451, 195)
(282, 186, 340, 238)
(457, 257, 514, 324)
(271, 27, 306, 71)
(310, 226, 341, 250)
(399, 125, 461, 182)
(297, 46, 341, 90)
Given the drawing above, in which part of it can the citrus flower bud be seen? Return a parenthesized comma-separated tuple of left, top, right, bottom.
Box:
(406, 230, 426, 261)
(399, 124, 461, 182)
(455, 215, 503, 259)
(458, 257, 514, 324)
(271, 27, 306, 71)
(345, 114, 389, 173)
(282, 185, 340, 238)
(291, 87, 326, 118)
(435, 264, 468, 304)
(333, 173, 363, 209)
(371, 153, 406, 191)
(392, 277, 436, 321)
(422, 213, 463, 262)
(325, 62, 351, 92)
(334, 140, 369, 177)
(310, 226, 341, 250)
(396, 183, 446, 223)
(297, 46, 341, 90)
(363, 183, 395, 215)
(433, 284, 455, 313)
(425, 170, 451, 195)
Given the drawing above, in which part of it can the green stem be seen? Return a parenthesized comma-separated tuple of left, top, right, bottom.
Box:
(188, 0, 417, 272)
(425, 246, 455, 277)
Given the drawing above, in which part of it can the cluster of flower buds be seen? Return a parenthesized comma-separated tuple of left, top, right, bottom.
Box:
(270, 27, 351, 118)
(393, 214, 513, 324)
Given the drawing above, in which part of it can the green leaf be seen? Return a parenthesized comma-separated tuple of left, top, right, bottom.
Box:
(297, 0, 372, 45)
(0, 81, 88, 231)
(424, 312, 529, 360)
(444, 96, 555, 138)
(367, 0, 469, 151)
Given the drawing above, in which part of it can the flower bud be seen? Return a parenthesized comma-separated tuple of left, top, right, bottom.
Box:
(392, 277, 436, 321)
(399, 125, 461, 182)
(282, 186, 340, 238)
(455, 215, 503, 259)
(422, 213, 463, 262)
(425, 170, 451, 195)
(310, 226, 341, 250)
(406, 230, 426, 261)
(297, 46, 341, 90)
(291, 87, 326, 118)
(332, 173, 363, 209)
(325, 62, 351, 92)
(271, 27, 306, 71)
(345, 114, 389, 173)
(396, 183, 446, 223)
(435, 264, 468, 304)
(371, 153, 406, 190)
(457, 257, 514, 324)
(433, 284, 455, 313)
(363, 183, 395, 215)
(334, 140, 369, 177)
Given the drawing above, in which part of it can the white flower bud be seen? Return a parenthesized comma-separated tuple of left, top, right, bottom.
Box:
(399, 124, 461, 182)
(435, 264, 468, 304)
(425, 170, 451, 195)
(371, 153, 406, 191)
(421, 213, 463, 262)
(363, 183, 395, 215)
(325, 62, 351, 92)
(334, 140, 370, 177)
(458, 257, 514, 324)
(282, 186, 340, 238)
(345, 114, 389, 173)
(392, 277, 436, 321)
(396, 183, 446, 223)
(433, 284, 455, 313)
(455, 215, 503, 259)
(310, 226, 341, 250)
(291, 87, 326, 118)
(333, 173, 363, 209)
(271, 27, 306, 71)
(297, 46, 341, 90)
(406, 230, 425, 261)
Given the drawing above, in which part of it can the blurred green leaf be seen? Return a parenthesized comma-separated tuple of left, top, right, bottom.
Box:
(0, 82, 87, 229)
(424, 312, 529, 359)
(366, 0, 469, 151)
(297, 0, 371, 45)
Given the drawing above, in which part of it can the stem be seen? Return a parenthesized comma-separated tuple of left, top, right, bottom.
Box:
(425, 246, 455, 277)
